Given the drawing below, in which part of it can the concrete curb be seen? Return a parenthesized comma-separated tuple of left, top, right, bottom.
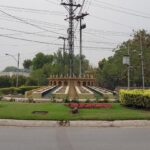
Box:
(0, 120, 150, 127)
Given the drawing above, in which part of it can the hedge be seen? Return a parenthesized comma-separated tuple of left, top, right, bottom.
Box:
(0, 86, 39, 95)
(119, 89, 150, 109)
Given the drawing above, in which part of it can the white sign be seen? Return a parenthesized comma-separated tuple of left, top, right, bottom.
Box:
(123, 55, 130, 65)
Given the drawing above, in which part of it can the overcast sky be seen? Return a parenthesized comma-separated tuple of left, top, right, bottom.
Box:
(0, 0, 150, 71)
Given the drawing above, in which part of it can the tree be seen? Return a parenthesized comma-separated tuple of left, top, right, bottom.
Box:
(96, 30, 150, 90)
(32, 53, 53, 70)
(30, 69, 48, 86)
(0, 76, 11, 88)
(23, 59, 32, 70)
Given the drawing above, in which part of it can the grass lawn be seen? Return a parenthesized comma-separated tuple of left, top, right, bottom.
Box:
(0, 102, 150, 120)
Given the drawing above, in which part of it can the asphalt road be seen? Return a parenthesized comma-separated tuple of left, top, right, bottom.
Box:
(0, 127, 150, 150)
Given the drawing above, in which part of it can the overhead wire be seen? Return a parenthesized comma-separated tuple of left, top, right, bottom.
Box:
(0, 5, 65, 16)
(0, 33, 114, 51)
(0, 9, 66, 36)
(95, 0, 150, 16)
(91, 1, 150, 19)
(0, 27, 59, 38)
(44, 0, 59, 5)
(90, 15, 134, 29)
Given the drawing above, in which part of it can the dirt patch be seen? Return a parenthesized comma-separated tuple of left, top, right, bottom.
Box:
(32, 111, 48, 115)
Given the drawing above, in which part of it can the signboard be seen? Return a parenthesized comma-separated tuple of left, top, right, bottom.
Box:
(123, 55, 130, 65)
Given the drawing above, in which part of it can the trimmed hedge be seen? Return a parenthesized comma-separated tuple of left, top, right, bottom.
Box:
(119, 89, 150, 109)
(0, 86, 39, 95)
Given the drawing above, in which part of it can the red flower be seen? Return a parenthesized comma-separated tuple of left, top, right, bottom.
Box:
(67, 103, 112, 109)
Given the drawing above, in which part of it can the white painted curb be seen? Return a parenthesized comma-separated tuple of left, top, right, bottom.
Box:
(0, 120, 150, 127)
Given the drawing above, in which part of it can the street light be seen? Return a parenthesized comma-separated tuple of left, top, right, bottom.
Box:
(5, 53, 20, 87)
(75, 13, 89, 77)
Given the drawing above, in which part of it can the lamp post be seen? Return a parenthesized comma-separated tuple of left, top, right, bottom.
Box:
(5, 53, 20, 87)
(75, 12, 89, 77)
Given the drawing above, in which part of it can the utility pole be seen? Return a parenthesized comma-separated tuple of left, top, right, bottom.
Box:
(139, 33, 145, 89)
(127, 44, 130, 89)
(75, 13, 89, 77)
(58, 36, 68, 76)
(61, 0, 81, 77)
(58, 36, 68, 57)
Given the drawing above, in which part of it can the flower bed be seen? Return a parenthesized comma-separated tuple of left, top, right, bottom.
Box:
(67, 103, 112, 109)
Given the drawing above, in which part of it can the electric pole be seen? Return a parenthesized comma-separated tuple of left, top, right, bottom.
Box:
(75, 13, 89, 77)
(139, 33, 145, 89)
(127, 44, 130, 89)
(58, 36, 68, 76)
(61, 0, 81, 77)
(58, 36, 68, 57)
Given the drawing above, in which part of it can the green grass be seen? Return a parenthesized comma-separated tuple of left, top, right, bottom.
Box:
(0, 102, 150, 120)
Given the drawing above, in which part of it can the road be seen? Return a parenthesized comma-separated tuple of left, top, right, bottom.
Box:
(0, 127, 150, 150)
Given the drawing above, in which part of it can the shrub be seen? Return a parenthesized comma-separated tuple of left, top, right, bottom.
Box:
(28, 98, 34, 103)
(0, 86, 39, 95)
(72, 99, 79, 103)
(119, 89, 150, 109)
(63, 96, 70, 103)
(0, 96, 2, 101)
(85, 99, 90, 103)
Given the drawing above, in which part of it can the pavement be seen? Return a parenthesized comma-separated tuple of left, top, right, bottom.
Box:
(0, 119, 150, 127)
(0, 127, 150, 150)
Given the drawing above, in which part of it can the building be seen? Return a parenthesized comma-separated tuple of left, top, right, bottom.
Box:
(0, 72, 30, 77)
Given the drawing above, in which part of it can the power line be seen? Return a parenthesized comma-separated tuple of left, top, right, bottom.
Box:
(92, 2, 150, 19)
(44, 0, 59, 5)
(0, 27, 58, 38)
(0, 5, 65, 15)
(0, 26, 119, 45)
(0, 34, 115, 50)
(0, 15, 67, 31)
(90, 15, 134, 29)
(95, 0, 150, 16)
(0, 34, 62, 45)
(0, 9, 66, 36)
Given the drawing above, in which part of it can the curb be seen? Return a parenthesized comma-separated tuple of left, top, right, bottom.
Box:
(0, 120, 150, 127)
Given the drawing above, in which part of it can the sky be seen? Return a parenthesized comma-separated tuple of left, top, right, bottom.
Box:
(0, 0, 150, 71)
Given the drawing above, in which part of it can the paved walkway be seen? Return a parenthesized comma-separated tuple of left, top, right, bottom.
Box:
(0, 119, 150, 127)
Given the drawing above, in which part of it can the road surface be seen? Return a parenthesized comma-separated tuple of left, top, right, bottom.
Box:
(0, 127, 150, 150)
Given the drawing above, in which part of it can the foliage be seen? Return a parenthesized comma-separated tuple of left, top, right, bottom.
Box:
(30, 69, 48, 86)
(97, 30, 150, 89)
(32, 52, 53, 70)
(24, 50, 90, 78)
(23, 59, 32, 69)
(119, 89, 150, 108)
(21, 50, 91, 86)
(0, 76, 12, 87)
(0, 86, 39, 95)
(0, 76, 28, 88)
